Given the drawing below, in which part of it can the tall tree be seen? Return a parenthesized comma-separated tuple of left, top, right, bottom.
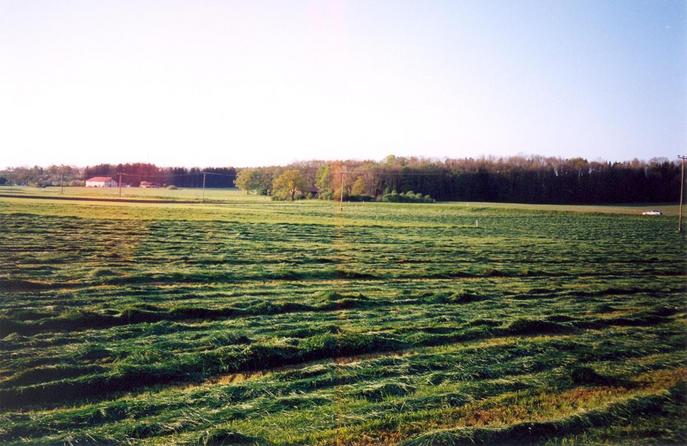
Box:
(351, 176, 367, 196)
(235, 168, 256, 193)
(316, 165, 332, 196)
(272, 169, 306, 201)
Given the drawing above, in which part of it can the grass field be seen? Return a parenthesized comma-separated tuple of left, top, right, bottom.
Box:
(0, 186, 258, 203)
(0, 187, 685, 445)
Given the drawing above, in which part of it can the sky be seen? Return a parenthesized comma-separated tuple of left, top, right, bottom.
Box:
(1, 0, 685, 168)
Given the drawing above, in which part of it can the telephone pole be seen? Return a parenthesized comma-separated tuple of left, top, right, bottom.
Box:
(679, 155, 686, 233)
(339, 171, 346, 211)
(60, 170, 64, 195)
(202, 172, 207, 203)
(118, 173, 123, 198)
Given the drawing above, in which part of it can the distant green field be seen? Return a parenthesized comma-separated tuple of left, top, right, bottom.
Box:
(0, 185, 680, 215)
(0, 194, 685, 445)
(0, 186, 257, 202)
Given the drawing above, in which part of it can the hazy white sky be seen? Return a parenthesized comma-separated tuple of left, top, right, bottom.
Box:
(1, 0, 685, 167)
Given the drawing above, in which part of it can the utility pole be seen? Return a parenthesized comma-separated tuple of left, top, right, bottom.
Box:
(60, 170, 64, 195)
(118, 173, 123, 198)
(679, 155, 686, 233)
(202, 172, 207, 203)
(339, 171, 346, 212)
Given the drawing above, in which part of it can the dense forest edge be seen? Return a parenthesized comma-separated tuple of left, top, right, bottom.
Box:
(0, 155, 682, 204)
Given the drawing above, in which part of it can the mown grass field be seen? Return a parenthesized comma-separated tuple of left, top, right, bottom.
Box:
(0, 187, 685, 445)
(0, 186, 255, 203)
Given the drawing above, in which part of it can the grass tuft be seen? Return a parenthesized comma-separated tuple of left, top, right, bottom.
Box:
(357, 382, 417, 401)
(504, 318, 576, 335)
(199, 429, 265, 446)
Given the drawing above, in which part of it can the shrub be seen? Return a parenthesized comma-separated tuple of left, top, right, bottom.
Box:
(381, 190, 434, 203)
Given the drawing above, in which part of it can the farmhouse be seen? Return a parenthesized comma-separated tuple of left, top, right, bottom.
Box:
(85, 176, 117, 187)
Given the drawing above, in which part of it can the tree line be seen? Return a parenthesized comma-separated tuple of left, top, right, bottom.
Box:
(237, 155, 682, 204)
(1, 156, 682, 204)
(0, 164, 236, 188)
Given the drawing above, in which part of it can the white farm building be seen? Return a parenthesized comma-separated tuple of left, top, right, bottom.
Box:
(85, 176, 117, 187)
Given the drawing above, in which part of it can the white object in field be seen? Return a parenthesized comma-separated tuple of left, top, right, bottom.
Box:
(641, 210, 663, 216)
(475, 219, 479, 227)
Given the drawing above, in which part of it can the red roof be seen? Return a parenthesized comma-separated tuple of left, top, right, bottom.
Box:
(86, 176, 114, 182)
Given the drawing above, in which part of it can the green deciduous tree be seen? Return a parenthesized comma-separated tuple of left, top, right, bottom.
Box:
(236, 168, 272, 195)
(316, 165, 332, 196)
(351, 176, 367, 196)
(235, 168, 256, 193)
(272, 169, 306, 201)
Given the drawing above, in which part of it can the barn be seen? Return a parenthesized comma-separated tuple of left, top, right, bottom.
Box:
(85, 176, 117, 187)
